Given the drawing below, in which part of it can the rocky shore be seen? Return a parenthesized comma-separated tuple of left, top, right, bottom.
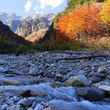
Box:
(1, 51, 110, 110)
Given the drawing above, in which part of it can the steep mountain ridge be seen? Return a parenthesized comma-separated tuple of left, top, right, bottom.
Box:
(0, 12, 22, 24)
(0, 21, 30, 47)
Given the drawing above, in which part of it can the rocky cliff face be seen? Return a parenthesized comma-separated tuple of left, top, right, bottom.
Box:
(15, 14, 55, 38)
(39, 22, 56, 43)
(0, 21, 30, 46)
(8, 20, 21, 32)
(25, 29, 48, 42)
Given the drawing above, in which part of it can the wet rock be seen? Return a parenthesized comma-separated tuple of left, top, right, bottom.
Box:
(77, 87, 105, 101)
(65, 74, 89, 87)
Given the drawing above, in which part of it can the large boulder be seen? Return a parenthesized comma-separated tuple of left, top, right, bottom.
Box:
(65, 74, 89, 87)
(77, 87, 105, 101)
(98, 85, 110, 96)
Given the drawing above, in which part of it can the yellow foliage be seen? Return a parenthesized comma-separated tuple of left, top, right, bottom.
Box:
(100, 0, 110, 23)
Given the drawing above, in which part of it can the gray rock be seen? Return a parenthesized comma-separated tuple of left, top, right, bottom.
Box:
(6, 97, 14, 105)
(17, 98, 33, 107)
(1, 104, 8, 110)
(0, 84, 75, 101)
(7, 105, 17, 110)
(27, 108, 33, 110)
(7, 105, 22, 110)
(0, 67, 7, 73)
(98, 85, 110, 96)
(65, 74, 89, 87)
(13, 96, 20, 102)
(34, 104, 44, 110)
(91, 77, 102, 83)
(77, 87, 105, 101)
(56, 87, 77, 100)
(94, 73, 106, 79)
(28, 64, 43, 76)
(0, 60, 6, 65)
(46, 100, 110, 110)
(97, 66, 109, 74)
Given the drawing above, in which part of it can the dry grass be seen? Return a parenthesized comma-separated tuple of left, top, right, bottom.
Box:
(87, 37, 110, 50)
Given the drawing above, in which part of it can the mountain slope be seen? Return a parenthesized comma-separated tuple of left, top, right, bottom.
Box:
(25, 29, 48, 42)
(0, 21, 30, 47)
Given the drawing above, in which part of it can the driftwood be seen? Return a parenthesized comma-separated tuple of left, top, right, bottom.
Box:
(49, 50, 90, 54)
(55, 55, 109, 61)
(49, 50, 106, 56)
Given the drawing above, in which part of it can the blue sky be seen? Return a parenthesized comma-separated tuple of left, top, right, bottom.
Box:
(0, 0, 67, 16)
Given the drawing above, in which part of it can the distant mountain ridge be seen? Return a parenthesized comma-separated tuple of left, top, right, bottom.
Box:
(0, 12, 22, 24)
(0, 12, 22, 32)
(15, 13, 55, 38)
(0, 12, 55, 39)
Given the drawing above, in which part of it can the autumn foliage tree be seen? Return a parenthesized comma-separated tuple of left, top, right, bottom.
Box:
(100, 0, 110, 23)
(99, 0, 110, 36)
(56, 3, 101, 42)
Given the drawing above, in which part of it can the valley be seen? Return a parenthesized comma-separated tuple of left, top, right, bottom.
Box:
(0, 0, 110, 109)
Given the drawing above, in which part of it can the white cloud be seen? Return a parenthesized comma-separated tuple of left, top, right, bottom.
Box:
(24, 0, 32, 12)
(38, 0, 64, 9)
(34, 6, 38, 11)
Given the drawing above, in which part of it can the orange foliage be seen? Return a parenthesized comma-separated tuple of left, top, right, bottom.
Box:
(56, 4, 101, 40)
